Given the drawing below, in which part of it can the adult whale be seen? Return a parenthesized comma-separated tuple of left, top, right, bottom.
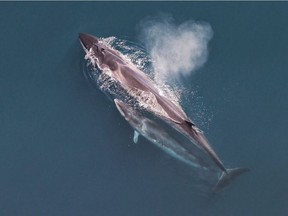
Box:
(79, 33, 248, 190)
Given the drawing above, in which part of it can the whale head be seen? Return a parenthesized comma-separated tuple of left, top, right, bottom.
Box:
(79, 33, 120, 71)
(114, 99, 144, 129)
(114, 99, 132, 120)
(79, 33, 99, 50)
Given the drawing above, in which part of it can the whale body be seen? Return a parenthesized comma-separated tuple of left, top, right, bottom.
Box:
(79, 33, 249, 191)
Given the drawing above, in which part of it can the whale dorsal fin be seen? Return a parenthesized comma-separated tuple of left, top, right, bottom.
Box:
(133, 130, 140, 144)
(185, 120, 203, 134)
(185, 120, 195, 127)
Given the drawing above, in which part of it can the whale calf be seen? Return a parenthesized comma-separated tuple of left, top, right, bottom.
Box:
(114, 98, 210, 170)
(79, 33, 249, 191)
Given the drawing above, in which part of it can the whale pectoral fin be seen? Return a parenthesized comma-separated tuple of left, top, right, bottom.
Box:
(133, 130, 140, 144)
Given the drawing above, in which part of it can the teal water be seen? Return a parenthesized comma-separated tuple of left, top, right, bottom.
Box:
(0, 2, 287, 216)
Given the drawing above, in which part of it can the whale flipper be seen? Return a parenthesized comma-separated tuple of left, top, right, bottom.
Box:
(133, 130, 140, 144)
(213, 167, 250, 192)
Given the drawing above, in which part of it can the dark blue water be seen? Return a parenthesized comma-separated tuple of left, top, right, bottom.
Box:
(0, 2, 287, 216)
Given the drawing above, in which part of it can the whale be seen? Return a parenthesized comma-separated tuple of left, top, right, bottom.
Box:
(79, 33, 249, 191)
(114, 98, 210, 170)
(114, 99, 248, 191)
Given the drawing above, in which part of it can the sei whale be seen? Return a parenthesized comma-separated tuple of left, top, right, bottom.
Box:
(79, 33, 249, 191)
(114, 98, 210, 170)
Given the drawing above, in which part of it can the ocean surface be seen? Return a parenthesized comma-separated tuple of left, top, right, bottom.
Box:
(0, 2, 287, 216)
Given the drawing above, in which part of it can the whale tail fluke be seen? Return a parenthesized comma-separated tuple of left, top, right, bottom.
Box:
(213, 167, 250, 192)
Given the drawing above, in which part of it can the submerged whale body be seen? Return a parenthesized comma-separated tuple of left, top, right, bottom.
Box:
(79, 33, 249, 191)
(114, 98, 210, 170)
